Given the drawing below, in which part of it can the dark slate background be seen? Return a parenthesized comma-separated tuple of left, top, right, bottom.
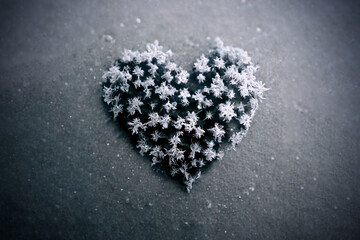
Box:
(1, 0, 360, 239)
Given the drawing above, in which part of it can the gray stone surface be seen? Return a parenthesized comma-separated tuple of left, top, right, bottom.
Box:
(1, 0, 360, 239)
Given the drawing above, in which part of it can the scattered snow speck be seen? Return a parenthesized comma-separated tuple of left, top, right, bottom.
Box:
(270, 156, 275, 160)
(136, 18, 141, 23)
(125, 198, 130, 203)
(256, 27, 262, 33)
(206, 200, 212, 208)
(295, 156, 300, 160)
(120, 23, 125, 27)
(249, 186, 255, 192)
(313, 177, 317, 181)
(300, 186, 304, 190)
(103, 34, 115, 43)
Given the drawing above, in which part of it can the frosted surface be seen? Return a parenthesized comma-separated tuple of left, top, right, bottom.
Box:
(0, 0, 359, 239)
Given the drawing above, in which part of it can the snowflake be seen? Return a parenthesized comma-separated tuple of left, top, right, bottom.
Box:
(205, 111, 214, 120)
(213, 57, 225, 69)
(239, 113, 252, 129)
(210, 73, 227, 98)
(149, 145, 165, 161)
(218, 101, 237, 122)
(209, 123, 226, 142)
(151, 130, 162, 142)
(163, 101, 177, 113)
(189, 142, 202, 159)
(147, 112, 160, 127)
(161, 71, 173, 82)
(128, 118, 147, 135)
(155, 82, 177, 100)
(133, 66, 144, 78)
(176, 69, 189, 84)
(202, 146, 217, 162)
(127, 97, 144, 115)
(194, 54, 211, 73)
(111, 104, 123, 119)
(102, 66, 120, 83)
(159, 114, 171, 129)
(229, 131, 245, 149)
(136, 139, 150, 156)
(194, 126, 205, 139)
(173, 116, 186, 130)
(147, 62, 158, 76)
(169, 133, 182, 146)
(178, 88, 191, 106)
(197, 74, 206, 83)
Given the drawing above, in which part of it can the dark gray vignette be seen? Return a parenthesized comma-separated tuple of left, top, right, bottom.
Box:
(0, 0, 360, 239)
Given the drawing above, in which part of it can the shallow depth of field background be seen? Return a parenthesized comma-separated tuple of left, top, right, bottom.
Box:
(1, 0, 360, 239)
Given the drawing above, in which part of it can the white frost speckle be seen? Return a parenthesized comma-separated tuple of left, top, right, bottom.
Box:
(103, 34, 115, 43)
(136, 18, 141, 23)
(120, 23, 125, 27)
(256, 27, 262, 33)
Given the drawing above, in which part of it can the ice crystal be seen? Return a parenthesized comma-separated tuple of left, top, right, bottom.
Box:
(102, 38, 268, 192)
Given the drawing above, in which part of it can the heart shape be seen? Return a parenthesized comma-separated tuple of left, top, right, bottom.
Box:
(102, 38, 268, 191)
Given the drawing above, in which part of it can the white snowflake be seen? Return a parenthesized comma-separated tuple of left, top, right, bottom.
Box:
(178, 88, 191, 106)
(194, 54, 211, 73)
(210, 73, 227, 98)
(194, 126, 205, 139)
(218, 101, 236, 122)
(197, 74, 206, 83)
(133, 66, 144, 78)
(176, 69, 189, 84)
(209, 123, 226, 142)
(127, 97, 144, 115)
(128, 118, 147, 135)
(213, 57, 225, 69)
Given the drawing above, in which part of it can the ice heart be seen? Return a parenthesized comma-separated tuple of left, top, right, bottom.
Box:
(102, 38, 268, 191)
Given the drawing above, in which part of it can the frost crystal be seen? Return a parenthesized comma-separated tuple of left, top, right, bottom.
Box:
(102, 39, 268, 192)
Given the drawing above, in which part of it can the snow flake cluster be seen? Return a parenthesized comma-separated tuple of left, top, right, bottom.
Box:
(102, 38, 268, 192)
